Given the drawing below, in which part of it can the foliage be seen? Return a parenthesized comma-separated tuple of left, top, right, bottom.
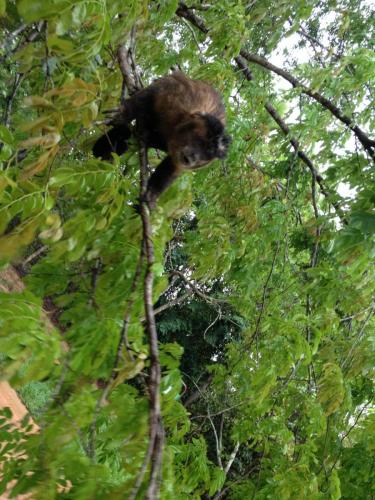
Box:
(0, 0, 374, 498)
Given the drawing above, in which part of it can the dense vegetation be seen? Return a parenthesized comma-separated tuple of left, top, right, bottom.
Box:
(0, 0, 374, 498)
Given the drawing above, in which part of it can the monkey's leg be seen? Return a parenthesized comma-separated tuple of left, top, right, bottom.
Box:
(144, 156, 183, 209)
(92, 124, 131, 160)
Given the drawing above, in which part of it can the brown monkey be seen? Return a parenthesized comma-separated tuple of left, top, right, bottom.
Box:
(93, 72, 230, 208)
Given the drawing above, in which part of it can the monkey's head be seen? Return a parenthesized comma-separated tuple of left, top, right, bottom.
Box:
(168, 113, 231, 169)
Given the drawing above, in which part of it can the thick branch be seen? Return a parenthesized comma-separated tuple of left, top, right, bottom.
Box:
(176, 2, 209, 34)
(139, 146, 164, 500)
(239, 49, 375, 159)
(117, 27, 142, 102)
(117, 37, 164, 499)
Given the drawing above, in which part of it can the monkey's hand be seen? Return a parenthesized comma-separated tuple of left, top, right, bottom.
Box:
(145, 156, 182, 206)
(132, 156, 181, 213)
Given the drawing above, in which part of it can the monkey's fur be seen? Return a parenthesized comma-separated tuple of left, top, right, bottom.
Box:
(93, 72, 230, 208)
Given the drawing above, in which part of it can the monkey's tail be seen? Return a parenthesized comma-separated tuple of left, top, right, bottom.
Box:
(92, 125, 131, 160)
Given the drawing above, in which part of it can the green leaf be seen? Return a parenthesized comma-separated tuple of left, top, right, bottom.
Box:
(318, 363, 345, 416)
(17, 0, 70, 22)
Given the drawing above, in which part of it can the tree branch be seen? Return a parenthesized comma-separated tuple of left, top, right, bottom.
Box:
(115, 34, 164, 499)
(88, 253, 144, 459)
(224, 441, 240, 475)
(137, 145, 164, 500)
(171, 270, 225, 305)
(211, 440, 240, 499)
(0, 21, 46, 65)
(176, 2, 209, 34)
(183, 374, 213, 407)
(150, 291, 192, 318)
(248, 240, 280, 349)
(2, 73, 24, 127)
(175, 5, 347, 223)
(117, 26, 142, 103)
(239, 49, 375, 159)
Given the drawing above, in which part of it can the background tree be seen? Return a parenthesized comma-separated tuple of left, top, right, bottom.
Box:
(0, 0, 374, 498)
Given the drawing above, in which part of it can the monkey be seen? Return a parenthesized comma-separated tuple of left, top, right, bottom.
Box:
(93, 72, 231, 208)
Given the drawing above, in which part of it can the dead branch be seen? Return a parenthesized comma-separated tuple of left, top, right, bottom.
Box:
(183, 374, 213, 407)
(171, 270, 225, 305)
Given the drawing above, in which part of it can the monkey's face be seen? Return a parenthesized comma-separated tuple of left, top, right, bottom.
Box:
(169, 113, 231, 169)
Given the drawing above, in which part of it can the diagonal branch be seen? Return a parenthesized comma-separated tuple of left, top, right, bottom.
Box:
(2, 73, 25, 127)
(177, 4, 374, 158)
(176, 2, 209, 34)
(234, 56, 347, 223)
(176, 4, 347, 223)
(171, 270, 225, 305)
(239, 49, 375, 159)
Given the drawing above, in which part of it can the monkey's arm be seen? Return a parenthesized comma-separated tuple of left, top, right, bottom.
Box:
(144, 156, 183, 209)
(92, 124, 131, 160)
(92, 96, 142, 160)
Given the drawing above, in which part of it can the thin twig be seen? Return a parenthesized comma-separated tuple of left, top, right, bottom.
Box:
(323, 403, 371, 482)
(207, 406, 223, 469)
(341, 305, 375, 371)
(2, 73, 24, 127)
(248, 241, 280, 348)
(183, 374, 213, 407)
(171, 270, 225, 304)
(88, 253, 144, 459)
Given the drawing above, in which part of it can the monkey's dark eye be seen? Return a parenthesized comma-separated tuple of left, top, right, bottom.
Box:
(222, 133, 232, 146)
(213, 133, 231, 158)
(181, 152, 190, 164)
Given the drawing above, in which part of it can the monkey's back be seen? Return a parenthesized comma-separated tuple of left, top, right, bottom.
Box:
(150, 72, 226, 125)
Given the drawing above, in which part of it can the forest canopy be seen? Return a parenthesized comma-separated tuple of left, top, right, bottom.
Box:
(0, 0, 374, 498)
